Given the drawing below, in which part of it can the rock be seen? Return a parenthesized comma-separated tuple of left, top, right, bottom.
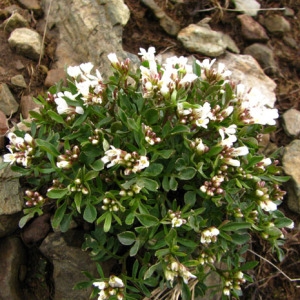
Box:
(0, 213, 22, 238)
(104, 0, 130, 26)
(0, 83, 19, 116)
(142, 0, 181, 36)
(282, 140, 300, 214)
(39, 230, 100, 300)
(21, 213, 51, 246)
(11, 74, 27, 88)
(283, 36, 298, 49)
(284, 7, 295, 17)
(243, 43, 278, 75)
(44, 68, 67, 88)
(263, 14, 291, 35)
(8, 28, 44, 61)
(233, 0, 261, 16)
(16, 0, 43, 18)
(178, 24, 239, 57)
(42, 0, 132, 79)
(0, 110, 9, 149)
(216, 52, 277, 108)
(0, 159, 23, 215)
(0, 9, 10, 21)
(20, 95, 41, 119)
(237, 14, 269, 42)
(1, 12, 29, 33)
(282, 108, 300, 137)
(0, 236, 27, 300)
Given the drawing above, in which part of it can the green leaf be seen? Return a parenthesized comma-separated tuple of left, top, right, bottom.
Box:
(60, 213, 73, 232)
(74, 192, 82, 213)
(84, 170, 99, 181)
(104, 212, 112, 232)
(156, 149, 175, 159)
(205, 146, 223, 158)
(144, 262, 161, 280)
(130, 240, 141, 257)
(35, 139, 60, 156)
(274, 217, 294, 228)
(83, 203, 97, 223)
(165, 228, 177, 247)
(47, 188, 68, 199)
(240, 261, 259, 271)
(90, 159, 104, 171)
(231, 233, 250, 245)
(141, 163, 163, 177)
(48, 110, 65, 124)
(118, 231, 136, 246)
(177, 167, 196, 180)
(137, 177, 159, 191)
(170, 125, 190, 135)
(184, 191, 196, 206)
(52, 201, 67, 229)
(144, 109, 159, 124)
(181, 282, 192, 300)
(220, 222, 252, 232)
(135, 214, 159, 227)
(169, 176, 178, 191)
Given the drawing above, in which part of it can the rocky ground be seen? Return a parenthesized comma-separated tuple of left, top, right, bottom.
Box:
(1, 0, 300, 299)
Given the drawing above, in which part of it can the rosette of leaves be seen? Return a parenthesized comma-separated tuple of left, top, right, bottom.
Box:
(1, 48, 293, 299)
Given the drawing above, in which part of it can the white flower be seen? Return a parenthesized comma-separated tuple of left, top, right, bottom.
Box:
(93, 281, 107, 290)
(220, 134, 237, 147)
(261, 158, 272, 166)
(231, 146, 249, 156)
(79, 62, 94, 74)
(171, 217, 183, 228)
(107, 53, 119, 65)
(138, 47, 157, 73)
(3, 152, 16, 164)
(224, 158, 240, 167)
(108, 275, 124, 288)
(196, 58, 216, 71)
(180, 73, 198, 85)
(286, 221, 294, 229)
(260, 199, 277, 212)
(67, 65, 82, 78)
(56, 160, 72, 169)
(194, 102, 212, 129)
(219, 124, 237, 140)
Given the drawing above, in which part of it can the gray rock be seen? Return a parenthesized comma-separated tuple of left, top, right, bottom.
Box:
(142, 0, 181, 36)
(1, 12, 29, 33)
(282, 140, 300, 214)
(263, 14, 291, 35)
(178, 24, 239, 57)
(0, 83, 19, 116)
(243, 43, 278, 75)
(216, 52, 277, 108)
(237, 14, 269, 42)
(8, 28, 44, 61)
(234, 0, 261, 16)
(283, 36, 298, 49)
(0, 236, 27, 300)
(104, 0, 130, 26)
(41, 0, 132, 79)
(11, 74, 27, 88)
(282, 108, 300, 137)
(0, 110, 9, 149)
(0, 213, 22, 238)
(39, 230, 99, 300)
(0, 159, 23, 215)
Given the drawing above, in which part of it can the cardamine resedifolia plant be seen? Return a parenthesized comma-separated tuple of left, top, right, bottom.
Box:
(1, 47, 294, 299)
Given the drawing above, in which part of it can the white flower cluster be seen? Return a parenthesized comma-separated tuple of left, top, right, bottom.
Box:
(200, 227, 220, 244)
(164, 258, 196, 286)
(93, 275, 124, 300)
(235, 83, 279, 126)
(168, 210, 186, 228)
(67, 62, 106, 106)
(223, 271, 246, 296)
(101, 146, 149, 175)
(54, 91, 84, 116)
(3, 132, 35, 167)
(139, 47, 198, 99)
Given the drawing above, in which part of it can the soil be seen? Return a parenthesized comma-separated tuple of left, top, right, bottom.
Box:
(1, 0, 300, 299)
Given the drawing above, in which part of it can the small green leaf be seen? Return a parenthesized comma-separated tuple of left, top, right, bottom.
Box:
(74, 192, 82, 213)
(118, 231, 136, 246)
(144, 109, 159, 124)
(83, 203, 97, 223)
(170, 125, 190, 135)
(169, 176, 178, 191)
(220, 222, 252, 232)
(137, 177, 159, 191)
(91, 159, 105, 171)
(35, 139, 60, 156)
(60, 213, 73, 232)
(84, 170, 99, 181)
(48, 110, 65, 124)
(240, 261, 259, 271)
(136, 214, 159, 227)
(130, 240, 141, 257)
(177, 167, 196, 180)
(141, 163, 163, 177)
(144, 262, 161, 280)
(52, 201, 67, 229)
(274, 217, 294, 228)
(104, 212, 112, 232)
(184, 191, 196, 206)
(47, 188, 68, 199)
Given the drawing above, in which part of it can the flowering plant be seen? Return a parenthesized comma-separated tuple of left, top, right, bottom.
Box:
(1, 47, 293, 299)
